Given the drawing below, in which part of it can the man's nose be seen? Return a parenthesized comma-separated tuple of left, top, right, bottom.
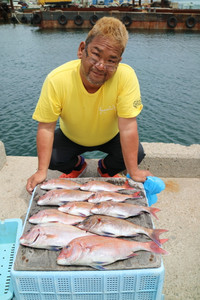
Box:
(96, 59, 106, 70)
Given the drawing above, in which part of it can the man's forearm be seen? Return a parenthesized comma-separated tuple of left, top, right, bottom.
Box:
(36, 122, 56, 174)
(118, 117, 140, 173)
(118, 117, 153, 182)
(120, 126, 139, 177)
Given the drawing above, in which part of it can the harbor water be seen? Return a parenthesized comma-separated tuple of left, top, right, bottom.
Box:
(0, 24, 200, 157)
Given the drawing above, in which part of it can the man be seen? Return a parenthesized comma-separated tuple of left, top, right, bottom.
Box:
(26, 17, 152, 194)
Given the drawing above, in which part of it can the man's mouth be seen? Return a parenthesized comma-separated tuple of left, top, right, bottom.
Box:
(91, 67, 105, 77)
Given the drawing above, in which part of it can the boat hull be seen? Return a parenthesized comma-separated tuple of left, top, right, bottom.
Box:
(17, 8, 200, 31)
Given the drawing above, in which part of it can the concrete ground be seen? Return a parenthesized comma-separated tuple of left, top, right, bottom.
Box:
(1, 156, 200, 300)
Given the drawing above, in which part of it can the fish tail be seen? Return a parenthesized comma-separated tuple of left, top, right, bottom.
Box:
(149, 229, 168, 246)
(123, 180, 135, 190)
(145, 241, 169, 255)
(148, 207, 161, 220)
(159, 238, 168, 245)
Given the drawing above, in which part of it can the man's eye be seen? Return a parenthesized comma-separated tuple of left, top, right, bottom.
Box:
(92, 52, 100, 57)
(108, 60, 116, 64)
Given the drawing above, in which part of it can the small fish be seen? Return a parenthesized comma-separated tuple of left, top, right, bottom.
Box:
(88, 191, 142, 203)
(40, 178, 82, 190)
(91, 201, 160, 219)
(58, 202, 94, 217)
(77, 215, 167, 246)
(80, 180, 135, 192)
(29, 209, 85, 225)
(37, 189, 94, 206)
(57, 235, 168, 269)
(20, 222, 93, 250)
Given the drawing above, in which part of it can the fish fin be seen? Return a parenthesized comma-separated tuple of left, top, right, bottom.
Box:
(72, 221, 83, 225)
(79, 213, 87, 217)
(159, 238, 169, 244)
(150, 229, 168, 247)
(60, 201, 69, 205)
(46, 234, 57, 239)
(127, 252, 138, 258)
(115, 214, 126, 218)
(148, 241, 169, 255)
(92, 263, 106, 270)
(122, 180, 135, 190)
(48, 245, 62, 251)
(149, 207, 161, 220)
(131, 191, 142, 198)
(102, 231, 116, 237)
(129, 233, 139, 237)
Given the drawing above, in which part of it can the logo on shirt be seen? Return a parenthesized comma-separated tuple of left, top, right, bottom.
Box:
(133, 98, 142, 108)
(99, 105, 116, 114)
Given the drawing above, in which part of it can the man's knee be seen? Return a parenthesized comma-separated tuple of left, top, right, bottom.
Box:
(138, 143, 145, 164)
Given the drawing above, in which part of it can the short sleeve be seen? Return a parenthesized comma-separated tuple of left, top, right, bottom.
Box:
(116, 66, 143, 118)
(32, 75, 61, 123)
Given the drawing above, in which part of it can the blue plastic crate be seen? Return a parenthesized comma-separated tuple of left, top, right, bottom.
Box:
(11, 262, 164, 300)
(0, 219, 22, 300)
(11, 180, 165, 300)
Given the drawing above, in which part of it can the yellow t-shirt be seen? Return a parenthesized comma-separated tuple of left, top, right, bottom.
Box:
(33, 59, 143, 146)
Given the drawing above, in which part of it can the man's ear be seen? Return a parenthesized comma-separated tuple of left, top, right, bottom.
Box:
(77, 41, 85, 59)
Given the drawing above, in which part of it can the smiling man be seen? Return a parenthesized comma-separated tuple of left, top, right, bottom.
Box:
(26, 17, 152, 194)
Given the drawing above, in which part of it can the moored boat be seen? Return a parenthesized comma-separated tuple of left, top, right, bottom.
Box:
(5, 0, 200, 31)
(31, 6, 200, 30)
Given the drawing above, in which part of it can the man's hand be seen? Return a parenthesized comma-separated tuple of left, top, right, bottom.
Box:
(26, 170, 47, 194)
(26, 121, 56, 194)
(129, 169, 153, 183)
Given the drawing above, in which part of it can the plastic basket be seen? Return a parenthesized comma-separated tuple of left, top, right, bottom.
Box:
(0, 218, 22, 300)
(12, 262, 165, 300)
(11, 179, 165, 299)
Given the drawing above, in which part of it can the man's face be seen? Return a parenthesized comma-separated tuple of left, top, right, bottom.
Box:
(78, 36, 122, 91)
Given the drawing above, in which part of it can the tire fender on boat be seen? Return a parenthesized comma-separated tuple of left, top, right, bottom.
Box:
(11, 16, 17, 23)
(21, 16, 27, 23)
(122, 15, 132, 27)
(185, 16, 196, 28)
(167, 16, 177, 28)
(32, 13, 41, 25)
(89, 14, 98, 26)
(58, 15, 67, 26)
(74, 15, 84, 26)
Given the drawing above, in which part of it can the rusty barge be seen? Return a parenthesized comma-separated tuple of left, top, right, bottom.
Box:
(31, 6, 200, 31)
(2, 0, 200, 31)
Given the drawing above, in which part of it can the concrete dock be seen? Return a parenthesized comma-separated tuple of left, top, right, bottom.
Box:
(0, 142, 200, 300)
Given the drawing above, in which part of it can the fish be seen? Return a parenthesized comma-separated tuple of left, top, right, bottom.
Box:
(37, 189, 94, 206)
(88, 191, 142, 203)
(29, 209, 85, 225)
(58, 202, 94, 217)
(80, 180, 136, 192)
(91, 201, 160, 219)
(40, 178, 82, 190)
(57, 235, 168, 269)
(76, 215, 167, 246)
(20, 222, 93, 250)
